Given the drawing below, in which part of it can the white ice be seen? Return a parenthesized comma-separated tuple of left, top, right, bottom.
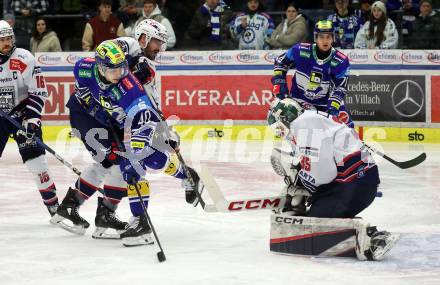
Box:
(1, 139, 439, 285)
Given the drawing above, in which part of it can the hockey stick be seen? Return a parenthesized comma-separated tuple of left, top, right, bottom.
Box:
(362, 143, 426, 169)
(105, 113, 166, 262)
(0, 108, 81, 176)
(142, 89, 207, 210)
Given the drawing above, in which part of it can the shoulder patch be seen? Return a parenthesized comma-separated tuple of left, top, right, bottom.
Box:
(9, 59, 27, 73)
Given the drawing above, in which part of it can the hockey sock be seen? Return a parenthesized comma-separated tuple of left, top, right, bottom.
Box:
(127, 180, 150, 216)
(102, 166, 127, 211)
(25, 155, 58, 206)
(75, 163, 110, 204)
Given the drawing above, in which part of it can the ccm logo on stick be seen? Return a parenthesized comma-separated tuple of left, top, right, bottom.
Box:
(228, 198, 281, 211)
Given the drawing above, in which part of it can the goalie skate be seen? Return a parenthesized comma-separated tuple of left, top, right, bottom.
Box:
(121, 216, 154, 247)
(92, 197, 129, 239)
(366, 227, 400, 261)
(50, 188, 89, 235)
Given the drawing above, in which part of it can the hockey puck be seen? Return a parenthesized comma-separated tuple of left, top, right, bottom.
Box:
(157, 251, 166, 262)
(376, 191, 383, 197)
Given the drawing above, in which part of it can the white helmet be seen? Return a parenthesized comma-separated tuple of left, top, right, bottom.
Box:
(134, 19, 168, 51)
(0, 20, 14, 39)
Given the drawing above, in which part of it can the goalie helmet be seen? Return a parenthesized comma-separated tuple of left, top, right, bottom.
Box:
(134, 19, 168, 51)
(313, 19, 335, 42)
(95, 41, 129, 81)
(267, 98, 304, 138)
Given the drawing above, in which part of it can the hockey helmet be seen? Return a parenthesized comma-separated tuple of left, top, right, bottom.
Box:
(134, 19, 168, 51)
(95, 41, 129, 81)
(313, 20, 335, 42)
(267, 98, 304, 138)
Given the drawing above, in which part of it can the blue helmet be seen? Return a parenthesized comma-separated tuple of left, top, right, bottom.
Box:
(313, 20, 335, 42)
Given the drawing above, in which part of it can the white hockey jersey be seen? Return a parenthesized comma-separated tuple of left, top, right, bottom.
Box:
(0, 47, 48, 117)
(113, 37, 160, 108)
(289, 110, 376, 192)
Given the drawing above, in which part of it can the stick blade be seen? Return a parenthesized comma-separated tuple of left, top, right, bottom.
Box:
(394, 152, 426, 169)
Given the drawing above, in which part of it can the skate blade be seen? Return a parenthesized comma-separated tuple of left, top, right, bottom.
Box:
(122, 234, 154, 247)
(373, 233, 401, 260)
(50, 214, 87, 235)
(92, 227, 123, 240)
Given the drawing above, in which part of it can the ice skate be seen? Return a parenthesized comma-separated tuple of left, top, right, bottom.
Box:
(50, 188, 89, 235)
(365, 227, 400, 261)
(92, 197, 129, 239)
(121, 215, 154, 247)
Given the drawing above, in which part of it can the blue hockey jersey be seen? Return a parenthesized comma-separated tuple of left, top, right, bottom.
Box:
(67, 57, 158, 153)
(273, 43, 350, 110)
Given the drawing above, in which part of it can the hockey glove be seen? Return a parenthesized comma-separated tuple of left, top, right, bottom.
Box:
(120, 158, 145, 184)
(132, 56, 153, 84)
(326, 100, 341, 117)
(271, 75, 289, 99)
(22, 118, 41, 140)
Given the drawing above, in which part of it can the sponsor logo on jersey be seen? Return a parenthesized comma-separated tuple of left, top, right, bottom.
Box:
(208, 52, 233, 64)
(9, 59, 27, 73)
(299, 51, 311, 58)
(330, 60, 339, 67)
(37, 54, 62, 65)
(347, 50, 369, 63)
(122, 77, 133, 90)
(180, 53, 204, 64)
(0, 77, 13, 83)
(373, 51, 398, 63)
(236, 52, 259, 63)
(427, 52, 440, 64)
(401, 51, 424, 63)
(111, 87, 122, 100)
(0, 86, 15, 112)
(67, 54, 83, 64)
(336, 51, 347, 59)
(78, 69, 92, 78)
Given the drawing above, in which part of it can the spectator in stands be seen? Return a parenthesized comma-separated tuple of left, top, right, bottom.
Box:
(328, 0, 361, 49)
(187, 0, 234, 50)
(230, 0, 275, 49)
(30, 17, 62, 54)
(401, 0, 419, 48)
(134, 0, 176, 49)
(354, 1, 398, 48)
(11, 0, 48, 16)
(408, 0, 440, 49)
(82, 0, 125, 51)
(117, 0, 142, 36)
(356, 0, 373, 25)
(267, 2, 307, 49)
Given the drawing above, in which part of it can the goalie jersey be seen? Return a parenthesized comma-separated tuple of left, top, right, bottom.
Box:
(0, 47, 48, 119)
(274, 43, 350, 109)
(289, 110, 377, 192)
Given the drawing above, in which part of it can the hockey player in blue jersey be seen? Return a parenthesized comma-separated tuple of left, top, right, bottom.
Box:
(51, 41, 199, 246)
(271, 20, 353, 127)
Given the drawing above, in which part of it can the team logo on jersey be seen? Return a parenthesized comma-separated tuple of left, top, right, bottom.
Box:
(307, 71, 323, 91)
(0, 86, 15, 112)
(242, 28, 256, 44)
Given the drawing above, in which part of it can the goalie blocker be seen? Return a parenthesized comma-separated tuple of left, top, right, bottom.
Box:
(270, 214, 399, 261)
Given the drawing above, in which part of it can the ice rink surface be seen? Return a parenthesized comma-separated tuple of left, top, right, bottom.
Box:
(1, 139, 439, 285)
